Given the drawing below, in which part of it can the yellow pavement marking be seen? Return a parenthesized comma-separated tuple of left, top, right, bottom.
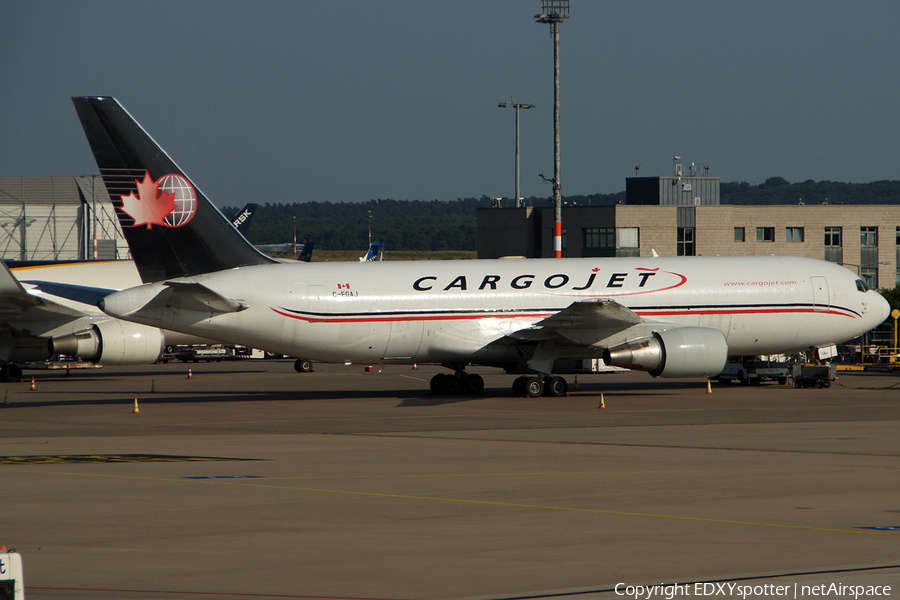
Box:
(3, 466, 899, 539)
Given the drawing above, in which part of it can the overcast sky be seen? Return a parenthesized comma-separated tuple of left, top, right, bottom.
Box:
(2, 1, 898, 207)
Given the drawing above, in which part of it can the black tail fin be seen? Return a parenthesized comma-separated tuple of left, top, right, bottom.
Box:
(72, 97, 274, 283)
(231, 203, 258, 235)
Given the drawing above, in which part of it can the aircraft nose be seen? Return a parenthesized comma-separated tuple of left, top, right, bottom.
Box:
(871, 291, 892, 325)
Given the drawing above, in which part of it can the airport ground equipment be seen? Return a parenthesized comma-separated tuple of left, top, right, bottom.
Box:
(0, 547, 25, 599)
(791, 363, 837, 388)
(716, 358, 790, 385)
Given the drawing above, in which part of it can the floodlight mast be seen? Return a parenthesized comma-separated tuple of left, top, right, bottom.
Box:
(498, 99, 535, 207)
(535, 0, 569, 258)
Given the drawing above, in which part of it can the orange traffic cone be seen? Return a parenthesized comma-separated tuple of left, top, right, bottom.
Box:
(412, 363, 418, 370)
(187, 368, 193, 379)
(30, 377, 36, 391)
(132, 398, 140, 414)
(706, 379, 713, 394)
(3, 390, 9, 406)
(598, 393, 606, 409)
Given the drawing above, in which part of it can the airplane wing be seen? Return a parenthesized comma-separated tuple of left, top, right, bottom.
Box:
(504, 299, 645, 346)
(0, 261, 87, 322)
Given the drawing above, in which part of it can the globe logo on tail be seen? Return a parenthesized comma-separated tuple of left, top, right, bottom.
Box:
(119, 171, 197, 229)
(159, 175, 196, 227)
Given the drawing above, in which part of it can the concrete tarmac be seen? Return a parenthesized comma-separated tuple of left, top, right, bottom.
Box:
(1, 360, 899, 599)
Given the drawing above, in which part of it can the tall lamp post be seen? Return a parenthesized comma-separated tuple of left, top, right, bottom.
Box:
(535, 0, 569, 258)
(498, 99, 535, 207)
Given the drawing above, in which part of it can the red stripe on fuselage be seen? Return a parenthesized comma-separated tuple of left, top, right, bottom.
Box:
(637, 308, 855, 318)
(271, 307, 555, 324)
(271, 305, 857, 324)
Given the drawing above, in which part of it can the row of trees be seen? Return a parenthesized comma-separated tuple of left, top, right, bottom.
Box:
(721, 177, 900, 205)
(226, 198, 484, 252)
(223, 179, 899, 252)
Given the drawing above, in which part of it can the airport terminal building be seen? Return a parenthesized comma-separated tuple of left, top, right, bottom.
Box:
(478, 174, 900, 290)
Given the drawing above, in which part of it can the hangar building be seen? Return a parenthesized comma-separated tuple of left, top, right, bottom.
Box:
(0, 176, 126, 261)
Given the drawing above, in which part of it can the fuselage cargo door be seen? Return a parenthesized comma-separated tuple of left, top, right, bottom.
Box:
(383, 320, 424, 360)
(700, 312, 733, 341)
(811, 276, 829, 312)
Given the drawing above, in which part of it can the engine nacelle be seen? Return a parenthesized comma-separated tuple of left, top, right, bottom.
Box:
(49, 320, 164, 365)
(602, 327, 728, 378)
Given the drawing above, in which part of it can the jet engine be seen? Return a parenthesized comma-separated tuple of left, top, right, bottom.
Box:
(49, 320, 165, 365)
(602, 327, 728, 378)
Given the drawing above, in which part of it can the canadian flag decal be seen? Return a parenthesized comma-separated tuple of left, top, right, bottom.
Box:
(337, 284, 351, 290)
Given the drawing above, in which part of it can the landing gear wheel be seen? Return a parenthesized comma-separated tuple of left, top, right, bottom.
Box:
(294, 358, 313, 373)
(442, 374, 459, 394)
(1, 362, 22, 383)
(523, 377, 544, 397)
(462, 373, 484, 394)
(430, 373, 461, 395)
(545, 376, 567, 397)
(512, 376, 527, 397)
(431, 373, 448, 394)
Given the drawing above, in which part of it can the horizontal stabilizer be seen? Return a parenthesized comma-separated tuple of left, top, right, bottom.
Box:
(139, 282, 248, 316)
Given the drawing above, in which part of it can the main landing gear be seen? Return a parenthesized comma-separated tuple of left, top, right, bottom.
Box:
(429, 371, 569, 397)
(511, 375, 568, 397)
(1, 361, 22, 383)
(430, 372, 484, 395)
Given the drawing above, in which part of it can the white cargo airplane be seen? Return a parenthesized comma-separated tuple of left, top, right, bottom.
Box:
(74, 97, 890, 396)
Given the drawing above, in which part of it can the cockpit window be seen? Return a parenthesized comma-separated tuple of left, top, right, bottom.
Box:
(856, 279, 869, 292)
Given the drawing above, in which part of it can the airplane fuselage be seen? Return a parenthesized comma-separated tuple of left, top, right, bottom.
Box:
(102, 254, 888, 370)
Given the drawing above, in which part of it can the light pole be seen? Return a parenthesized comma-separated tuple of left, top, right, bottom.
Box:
(536, 0, 569, 257)
(92, 172, 98, 260)
(498, 99, 535, 207)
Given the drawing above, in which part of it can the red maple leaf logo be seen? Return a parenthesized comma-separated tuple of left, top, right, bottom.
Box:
(120, 172, 177, 229)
